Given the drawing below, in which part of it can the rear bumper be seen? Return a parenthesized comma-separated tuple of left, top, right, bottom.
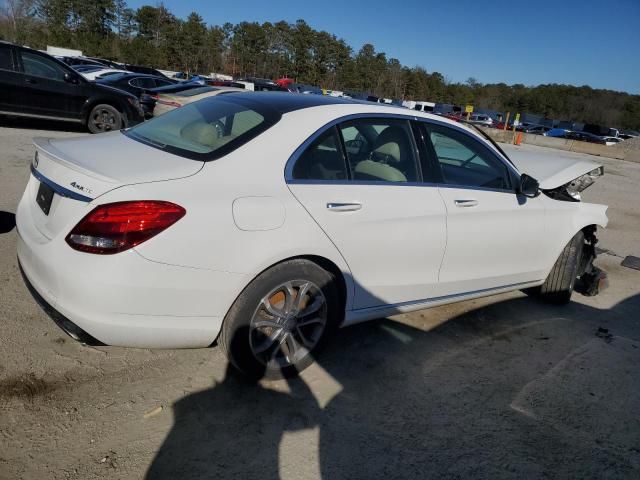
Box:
(16, 191, 248, 349)
(19, 261, 105, 346)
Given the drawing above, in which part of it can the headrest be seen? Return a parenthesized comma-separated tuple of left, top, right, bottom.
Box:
(354, 159, 407, 182)
(371, 126, 409, 163)
(181, 122, 221, 148)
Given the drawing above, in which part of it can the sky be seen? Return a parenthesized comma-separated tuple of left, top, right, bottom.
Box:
(127, 0, 640, 94)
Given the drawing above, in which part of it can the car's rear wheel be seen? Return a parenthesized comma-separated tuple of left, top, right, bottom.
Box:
(536, 231, 585, 304)
(219, 259, 341, 379)
(87, 104, 123, 134)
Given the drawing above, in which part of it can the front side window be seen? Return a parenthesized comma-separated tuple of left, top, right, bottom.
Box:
(126, 96, 280, 160)
(426, 124, 511, 190)
(0, 46, 14, 71)
(339, 119, 420, 183)
(21, 52, 66, 81)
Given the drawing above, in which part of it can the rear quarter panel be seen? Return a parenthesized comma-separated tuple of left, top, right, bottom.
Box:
(94, 109, 358, 309)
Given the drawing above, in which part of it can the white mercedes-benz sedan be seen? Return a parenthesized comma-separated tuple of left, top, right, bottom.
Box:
(16, 92, 608, 378)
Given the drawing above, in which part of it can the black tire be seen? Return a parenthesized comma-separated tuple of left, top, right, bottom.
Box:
(537, 231, 585, 304)
(87, 104, 123, 134)
(219, 259, 341, 380)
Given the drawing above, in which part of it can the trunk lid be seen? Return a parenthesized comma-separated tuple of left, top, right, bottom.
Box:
(29, 131, 203, 239)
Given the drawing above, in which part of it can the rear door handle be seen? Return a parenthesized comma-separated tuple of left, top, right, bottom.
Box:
(454, 199, 479, 207)
(327, 202, 362, 212)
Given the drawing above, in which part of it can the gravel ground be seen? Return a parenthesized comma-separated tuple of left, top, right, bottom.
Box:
(1, 122, 639, 480)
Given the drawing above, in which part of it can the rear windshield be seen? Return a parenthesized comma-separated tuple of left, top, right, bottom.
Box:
(174, 86, 218, 97)
(125, 96, 281, 161)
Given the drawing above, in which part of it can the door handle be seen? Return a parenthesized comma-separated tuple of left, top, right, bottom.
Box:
(25, 78, 36, 84)
(454, 199, 479, 207)
(327, 202, 362, 212)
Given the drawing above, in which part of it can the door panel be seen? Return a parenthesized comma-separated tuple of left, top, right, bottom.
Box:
(436, 187, 546, 295)
(419, 121, 547, 295)
(0, 45, 21, 112)
(290, 183, 447, 308)
(18, 51, 84, 119)
(288, 119, 447, 309)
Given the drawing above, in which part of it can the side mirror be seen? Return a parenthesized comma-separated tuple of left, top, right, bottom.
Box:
(64, 72, 79, 84)
(519, 173, 540, 198)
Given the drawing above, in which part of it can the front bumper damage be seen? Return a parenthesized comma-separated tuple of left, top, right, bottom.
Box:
(575, 226, 608, 296)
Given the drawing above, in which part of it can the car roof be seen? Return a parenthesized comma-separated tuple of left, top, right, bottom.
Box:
(218, 91, 356, 113)
(220, 91, 474, 133)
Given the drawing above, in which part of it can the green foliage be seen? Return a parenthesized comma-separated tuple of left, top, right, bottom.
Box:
(0, 0, 638, 129)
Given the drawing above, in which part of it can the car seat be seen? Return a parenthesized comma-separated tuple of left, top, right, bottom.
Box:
(354, 126, 414, 182)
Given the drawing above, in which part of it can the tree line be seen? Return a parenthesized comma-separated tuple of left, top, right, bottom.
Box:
(1, 0, 639, 130)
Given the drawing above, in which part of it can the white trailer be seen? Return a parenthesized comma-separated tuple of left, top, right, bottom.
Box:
(46, 46, 82, 57)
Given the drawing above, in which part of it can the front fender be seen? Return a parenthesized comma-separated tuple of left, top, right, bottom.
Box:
(541, 196, 608, 276)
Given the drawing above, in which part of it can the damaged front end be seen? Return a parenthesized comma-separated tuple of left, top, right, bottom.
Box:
(539, 167, 608, 296)
(544, 167, 604, 202)
(574, 225, 608, 296)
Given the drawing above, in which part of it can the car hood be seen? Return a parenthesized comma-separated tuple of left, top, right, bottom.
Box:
(94, 82, 136, 98)
(510, 152, 603, 189)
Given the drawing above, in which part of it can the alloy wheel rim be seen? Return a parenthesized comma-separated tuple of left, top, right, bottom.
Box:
(92, 109, 116, 131)
(249, 280, 327, 370)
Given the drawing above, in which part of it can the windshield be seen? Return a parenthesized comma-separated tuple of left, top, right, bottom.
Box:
(125, 96, 281, 161)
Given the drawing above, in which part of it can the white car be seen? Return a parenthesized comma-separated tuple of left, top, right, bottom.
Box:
(601, 136, 624, 146)
(153, 86, 244, 116)
(16, 93, 608, 378)
(468, 113, 494, 127)
(80, 68, 128, 81)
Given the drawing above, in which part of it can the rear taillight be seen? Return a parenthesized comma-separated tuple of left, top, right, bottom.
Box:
(65, 201, 186, 254)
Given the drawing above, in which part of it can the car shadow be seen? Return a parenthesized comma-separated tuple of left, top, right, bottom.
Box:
(0, 116, 86, 133)
(0, 211, 16, 234)
(145, 292, 640, 479)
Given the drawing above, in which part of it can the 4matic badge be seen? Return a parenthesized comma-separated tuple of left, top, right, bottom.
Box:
(70, 182, 93, 195)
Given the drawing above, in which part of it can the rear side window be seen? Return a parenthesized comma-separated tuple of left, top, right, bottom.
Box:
(21, 52, 66, 81)
(0, 46, 14, 71)
(292, 127, 348, 181)
(339, 119, 420, 183)
(126, 96, 281, 160)
(290, 117, 422, 184)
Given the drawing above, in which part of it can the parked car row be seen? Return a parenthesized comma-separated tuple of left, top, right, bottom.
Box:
(1, 40, 635, 143)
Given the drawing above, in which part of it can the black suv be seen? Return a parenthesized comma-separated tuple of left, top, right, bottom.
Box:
(0, 42, 145, 133)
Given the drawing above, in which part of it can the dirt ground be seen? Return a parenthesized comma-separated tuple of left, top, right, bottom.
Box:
(1, 121, 639, 480)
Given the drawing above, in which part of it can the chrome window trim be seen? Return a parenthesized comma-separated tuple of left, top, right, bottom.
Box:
(288, 178, 515, 194)
(285, 112, 521, 193)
